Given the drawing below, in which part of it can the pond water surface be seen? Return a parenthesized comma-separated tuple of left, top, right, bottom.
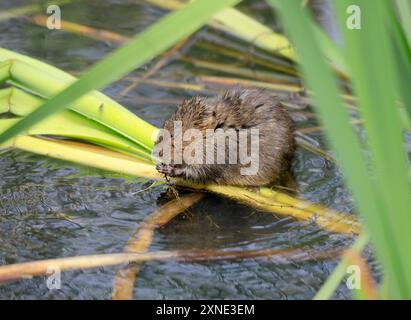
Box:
(0, 0, 375, 299)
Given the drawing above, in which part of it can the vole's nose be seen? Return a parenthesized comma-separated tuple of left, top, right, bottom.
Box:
(156, 163, 164, 171)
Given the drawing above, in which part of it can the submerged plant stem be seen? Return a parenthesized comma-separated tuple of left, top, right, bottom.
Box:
(112, 192, 204, 300)
(0, 247, 343, 283)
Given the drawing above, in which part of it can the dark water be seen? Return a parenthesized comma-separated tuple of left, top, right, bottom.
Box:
(0, 0, 366, 299)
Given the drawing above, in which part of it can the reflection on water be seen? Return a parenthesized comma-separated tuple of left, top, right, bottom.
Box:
(0, 0, 365, 299)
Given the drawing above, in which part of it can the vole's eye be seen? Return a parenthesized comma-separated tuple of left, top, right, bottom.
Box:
(170, 133, 174, 138)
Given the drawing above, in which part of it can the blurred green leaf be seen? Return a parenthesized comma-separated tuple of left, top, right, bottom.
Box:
(268, 0, 411, 298)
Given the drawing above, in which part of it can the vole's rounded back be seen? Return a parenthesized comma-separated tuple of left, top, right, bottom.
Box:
(155, 88, 295, 187)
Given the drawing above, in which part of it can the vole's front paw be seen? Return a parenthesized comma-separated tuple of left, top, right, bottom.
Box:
(156, 163, 177, 177)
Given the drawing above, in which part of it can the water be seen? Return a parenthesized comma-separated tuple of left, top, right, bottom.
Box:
(0, 0, 363, 299)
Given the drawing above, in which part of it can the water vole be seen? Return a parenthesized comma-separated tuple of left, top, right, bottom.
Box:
(154, 88, 295, 187)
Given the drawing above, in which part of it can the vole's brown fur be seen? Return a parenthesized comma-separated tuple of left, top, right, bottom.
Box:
(155, 88, 295, 187)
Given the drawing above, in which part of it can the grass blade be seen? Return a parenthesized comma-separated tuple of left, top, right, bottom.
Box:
(269, 0, 411, 298)
(395, 0, 411, 47)
(333, 0, 411, 297)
